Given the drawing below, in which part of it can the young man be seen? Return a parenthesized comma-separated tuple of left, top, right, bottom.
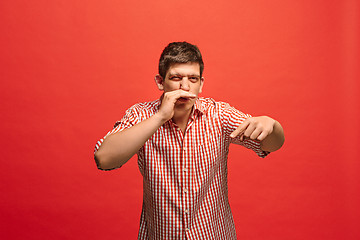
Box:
(94, 42, 285, 239)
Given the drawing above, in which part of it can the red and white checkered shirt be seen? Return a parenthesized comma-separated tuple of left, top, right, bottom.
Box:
(95, 97, 268, 239)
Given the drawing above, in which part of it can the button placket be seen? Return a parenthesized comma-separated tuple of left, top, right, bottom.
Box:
(182, 139, 190, 233)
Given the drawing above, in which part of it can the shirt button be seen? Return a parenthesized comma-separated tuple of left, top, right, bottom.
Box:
(185, 228, 190, 232)
(185, 209, 189, 214)
(183, 167, 188, 172)
(184, 188, 188, 193)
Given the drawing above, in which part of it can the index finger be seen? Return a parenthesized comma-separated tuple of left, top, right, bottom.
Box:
(177, 90, 196, 98)
(230, 119, 250, 138)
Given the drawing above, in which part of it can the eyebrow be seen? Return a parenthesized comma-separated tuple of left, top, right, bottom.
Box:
(168, 73, 200, 77)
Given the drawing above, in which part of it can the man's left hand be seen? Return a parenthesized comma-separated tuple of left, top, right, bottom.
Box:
(230, 116, 276, 141)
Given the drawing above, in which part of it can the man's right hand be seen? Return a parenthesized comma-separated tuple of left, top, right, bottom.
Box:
(95, 90, 196, 170)
(156, 90, 196, 121)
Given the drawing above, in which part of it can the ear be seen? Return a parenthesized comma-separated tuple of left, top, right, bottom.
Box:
(155, 74, 164, 91)
(199, 77, 205, 94)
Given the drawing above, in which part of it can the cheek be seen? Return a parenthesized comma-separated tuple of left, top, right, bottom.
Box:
(164, 82, 180, 90)
(191, 83, 202, 93)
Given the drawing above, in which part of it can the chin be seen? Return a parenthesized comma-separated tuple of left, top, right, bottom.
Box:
(175, 100, 194, 109)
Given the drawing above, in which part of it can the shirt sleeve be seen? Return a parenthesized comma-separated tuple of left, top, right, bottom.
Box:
(94, 106, 141, 155)
(219, 102, 269, 158)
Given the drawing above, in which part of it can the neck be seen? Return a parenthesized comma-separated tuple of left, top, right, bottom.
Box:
(172, 107, 192, 126)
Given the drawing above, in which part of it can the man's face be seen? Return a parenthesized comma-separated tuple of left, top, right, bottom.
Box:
(157, 62, 204, 109)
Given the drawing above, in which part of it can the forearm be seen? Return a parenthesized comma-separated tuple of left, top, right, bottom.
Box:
(95, 113, 166, 170)
(260, 120, 285, 152)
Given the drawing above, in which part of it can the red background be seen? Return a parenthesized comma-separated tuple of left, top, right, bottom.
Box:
(1, 0, 359, 239)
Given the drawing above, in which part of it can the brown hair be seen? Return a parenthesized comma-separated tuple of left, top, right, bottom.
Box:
(158, 42, 204, 79)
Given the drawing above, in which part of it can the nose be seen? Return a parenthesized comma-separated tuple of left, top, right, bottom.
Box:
(180, 77, 190, 91)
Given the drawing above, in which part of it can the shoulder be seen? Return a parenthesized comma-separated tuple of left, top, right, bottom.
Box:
(197, 97, 251, 120)
(197, 97, 233, 112)
(128, 99, 160, 111)
(125, 99, 160, 117)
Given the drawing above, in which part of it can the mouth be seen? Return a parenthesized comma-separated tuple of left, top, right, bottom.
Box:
(176, 97, 191, 103)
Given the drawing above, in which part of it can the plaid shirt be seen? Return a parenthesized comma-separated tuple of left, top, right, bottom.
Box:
(95, 97, 268, 239)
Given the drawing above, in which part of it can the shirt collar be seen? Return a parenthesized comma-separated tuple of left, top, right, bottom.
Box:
(193, 97, 206, 115)
(155, 95, 206, 115)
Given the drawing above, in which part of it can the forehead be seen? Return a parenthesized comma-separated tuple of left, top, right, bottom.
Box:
(166, 62, 200, 76)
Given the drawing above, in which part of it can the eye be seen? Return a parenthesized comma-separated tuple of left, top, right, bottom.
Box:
(189, 76, 200, 82)
(169, 76, 182, 81)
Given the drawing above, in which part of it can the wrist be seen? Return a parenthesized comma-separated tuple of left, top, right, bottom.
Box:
(153, 112, 170, 125)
